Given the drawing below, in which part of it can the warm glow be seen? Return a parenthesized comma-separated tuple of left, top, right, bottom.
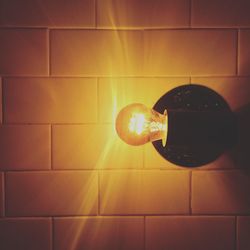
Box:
(116, 103, 168, 146)
(128, 113, 148, 135)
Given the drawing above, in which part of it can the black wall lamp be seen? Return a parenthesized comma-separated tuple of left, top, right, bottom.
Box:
(116, 84, 237, 167)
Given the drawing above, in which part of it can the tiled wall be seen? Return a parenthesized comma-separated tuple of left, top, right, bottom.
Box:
(0, 0, 250, 249)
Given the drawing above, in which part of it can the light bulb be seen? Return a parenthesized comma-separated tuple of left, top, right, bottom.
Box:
(115, 103, 168, 146)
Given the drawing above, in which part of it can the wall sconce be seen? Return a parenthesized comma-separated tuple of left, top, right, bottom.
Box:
(116, 84, 237, 167)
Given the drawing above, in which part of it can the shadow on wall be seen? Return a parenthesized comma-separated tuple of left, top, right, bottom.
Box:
(190, 77, 250, 215)
(220, 75, 250, 173)
(230, 102, 250, 174)
(221, 81, 250, 214)
(197, 76, 250, 173)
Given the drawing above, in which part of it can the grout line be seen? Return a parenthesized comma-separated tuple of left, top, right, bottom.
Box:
(96, 78, 100, 123)
(1, 79, 5, 124)
(2, 74, 249, 78)
(50, 125, 53, 170)
(2, 214, 241, 218)
(1, 173, 4, 217)
(0, 79, 2, 124)
(95, 0, 98, 28)
(98, 171, 101, 215)
(142, 146, 145, 169)
(0, 78, 1, 124)
(1, 26, 250, 30)
(236, 29, 240, 76)
(0, 168, 178, 173)
(1, 122, 111, 125)
(0, 168, 241, 173)
(191, 75, 250, 79)
(51, 217, 54, 250)
(189, 171, 192, 215)
(48, 29, 51, 76)
(3, 169, 99, 173)
(44, 75, 193, 78)
(1, 215, 146, 219)
(144, 216, 146, 250)
(75, 213, 243, 217)
(235, 216, 238, 250)
(189, 0, 192, 28)
(3, 172, 6, 217)
(54, 27, 249, 31)
(144, 167, 237, 171)
(1, 76, 104, 79)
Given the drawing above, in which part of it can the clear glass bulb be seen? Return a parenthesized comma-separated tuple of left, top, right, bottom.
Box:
(115, 103, 168, 146)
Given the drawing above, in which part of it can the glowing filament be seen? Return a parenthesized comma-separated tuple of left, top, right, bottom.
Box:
(128, 113, 149, 135)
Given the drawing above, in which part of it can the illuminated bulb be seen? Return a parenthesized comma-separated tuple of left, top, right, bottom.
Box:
(115, 103, 168, 146)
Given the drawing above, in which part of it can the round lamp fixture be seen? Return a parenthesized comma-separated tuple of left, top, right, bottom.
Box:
(115, 84, 237, 167)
